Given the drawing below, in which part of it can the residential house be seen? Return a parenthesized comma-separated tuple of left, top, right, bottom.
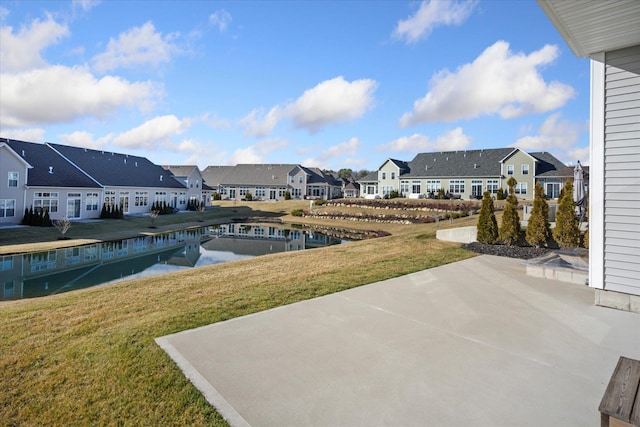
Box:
(0, 138, 209, 224)
(539, 0, 640, 308)
(359, 148, 572, 201)
(162, 165, 210, 207)
(201, 164, 343, 201)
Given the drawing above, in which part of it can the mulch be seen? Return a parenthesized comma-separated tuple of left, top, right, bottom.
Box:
(462, 242, 551, 260)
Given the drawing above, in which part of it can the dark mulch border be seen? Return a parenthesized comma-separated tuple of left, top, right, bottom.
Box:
(462, 242, 551, 260)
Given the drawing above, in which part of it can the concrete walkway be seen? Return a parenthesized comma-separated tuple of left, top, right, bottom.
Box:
(156, 255, 640, 427)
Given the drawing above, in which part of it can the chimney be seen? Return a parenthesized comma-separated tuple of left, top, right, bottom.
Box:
(48, 166, 54, 174)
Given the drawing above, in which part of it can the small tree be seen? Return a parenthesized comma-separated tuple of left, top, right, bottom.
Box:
(53, 216, 72, 239)
(496, 188, 505, 200)
(554, 181, 580, 248)
(499, 177, 521, 245)
(476, 190, 498, 244)
(526, 182, 551, 248)
(21, 208, 30, 225)
(244, 192, 253, 201)
(284, 191, 291, 200)
(149, 209, 159, 228)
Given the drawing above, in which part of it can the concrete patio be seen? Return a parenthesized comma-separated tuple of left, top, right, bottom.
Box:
(157, 255, 640, 427)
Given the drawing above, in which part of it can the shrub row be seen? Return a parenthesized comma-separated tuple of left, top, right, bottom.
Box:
(21, 207, 53, 227)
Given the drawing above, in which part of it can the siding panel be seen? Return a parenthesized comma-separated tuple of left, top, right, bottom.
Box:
(603, 46, 640, 295)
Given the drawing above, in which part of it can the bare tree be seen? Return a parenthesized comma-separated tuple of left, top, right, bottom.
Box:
(149, 210, 159, 228)
(53, 217, 72, 239)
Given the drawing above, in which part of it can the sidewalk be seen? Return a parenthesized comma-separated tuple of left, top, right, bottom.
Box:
(157, 255, 640, 427)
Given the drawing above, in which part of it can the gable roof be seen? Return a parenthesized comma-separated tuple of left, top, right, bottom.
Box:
(163, 165, 199, 178)
(357, 171, 379, 182)
(378, 158, 410, 172)
(210, 164, 299, 186)
(404, 148, 514, 178)
(301, 167, 342, 186)
(48, 143, 185, 188)
(530, 152, 573, 178)
(5, 139, 101, 188)
(0, 141, 33, 168)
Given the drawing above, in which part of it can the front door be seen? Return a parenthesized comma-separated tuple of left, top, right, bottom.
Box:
(270, 189, 277, 200)
(119, 192, 129, 213)
(67, 198, 81, 219)
(229, 189, 236, 199)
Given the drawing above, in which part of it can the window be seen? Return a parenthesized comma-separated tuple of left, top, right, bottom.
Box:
(515, 183, 528, 195)
(104, 191, 116, 208)
(0, 200, 16, 217)
(8, 172, 18, 188)
(239, 187, 249, 196)
(426, 180, 441, 193)
(290, 176, 295, 183)
(486, 179, 499, 194)
(507, 165, 514, 175)
(179, 192, 187, 205)
(391, 172, 396, 180)
(255, 187, 266, 198)
(382, 172, 386, 180)
(400, 181, 409, 195)
(86, 193, 99, 211)
(135, 191, 149, 207)
(155, 192, 167, 204)
(299, 176, 303, 183)
(449, 180, 465, 194)
(34, 192, 58, 213)
(412, 180, 421, 194)
(522, 164, 529, 175)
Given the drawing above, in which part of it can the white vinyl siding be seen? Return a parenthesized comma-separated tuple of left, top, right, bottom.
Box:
(602, 46, 640, 295)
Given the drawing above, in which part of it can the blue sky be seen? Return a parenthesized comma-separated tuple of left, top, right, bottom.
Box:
(0, 0, 590, 171)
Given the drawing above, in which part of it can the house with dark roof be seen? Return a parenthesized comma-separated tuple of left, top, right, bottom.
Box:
(162, 165, 211, 207)
(201, 163, 343, 201)
(359, 148, 579, 201)
(1, 138, 210, 224)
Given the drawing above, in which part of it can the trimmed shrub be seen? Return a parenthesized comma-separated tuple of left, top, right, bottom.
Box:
(314, 199, 327, 206)
(526, 182, 551, 248)
(212, 192, 221, 201)
(284, 191, 291, 200)
(553, 181, 580, 248)
(244, 192, 253, 201)
(291, 209, 303, 217)
(496, 188, 505, 200)
(499, 177, 521, 246)
(476, 190, 499, 244)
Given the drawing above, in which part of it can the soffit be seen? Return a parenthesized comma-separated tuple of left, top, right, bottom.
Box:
(538, 0, 640, 57)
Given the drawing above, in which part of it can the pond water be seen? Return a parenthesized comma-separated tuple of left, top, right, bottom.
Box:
(0, 223, 346, 301)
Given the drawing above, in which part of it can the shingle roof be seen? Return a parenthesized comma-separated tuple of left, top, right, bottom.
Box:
(388, 158, 410, 172)
(5, 139, 101, 188)
(404, 148, 515, 178)
(163, 165, 198, 178)
(357, 171, 379, 182)
(207, 164, 299, 186)
(49, 143, 185, 188)
(301, 167, 342, 186)
(530, 152, 573, 177)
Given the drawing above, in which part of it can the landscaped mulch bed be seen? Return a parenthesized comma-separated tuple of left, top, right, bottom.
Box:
(462, 242, 551, 260)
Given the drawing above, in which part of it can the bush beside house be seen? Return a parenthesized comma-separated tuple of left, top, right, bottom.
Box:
(499, 177, 521, 246)
(476, 190, 498, 244)
(525, 182, 551, 248)
(553, 181, 581, 248)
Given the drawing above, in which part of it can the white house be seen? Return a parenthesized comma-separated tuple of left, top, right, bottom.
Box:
(539, 0, 640, 311)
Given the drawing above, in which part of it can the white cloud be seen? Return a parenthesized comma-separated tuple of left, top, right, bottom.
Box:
(0, 15, 69, 72)
(380, 127, 471, 153)
(112, 115, 191, 149)
(210, 10, 232, 32)
(285, 77, 377, 133)
(227, 137, 289, 165)
(72, 0, 100, 13)
(393, 0, 477, 44)
(303, 137, 361, 169)
(399, 41, 575, 126)
(0, 65, 161, 127)
(239, 106, 282, 137)
(58, 130, 113, 149)
(240, 77, 377, 137)
(92, 21, 177, 73)
(0, 127, 46, 142)
(513, 112, 588, 163)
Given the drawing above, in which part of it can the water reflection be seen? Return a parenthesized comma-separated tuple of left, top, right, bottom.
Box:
(0, 223, 343, 301)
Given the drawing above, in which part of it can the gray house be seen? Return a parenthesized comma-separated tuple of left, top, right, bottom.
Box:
(360, 148, 574, 201)
(0, 138, 209, 224)
(539, 0, 640, 309)
(201, 164, 343, 201)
